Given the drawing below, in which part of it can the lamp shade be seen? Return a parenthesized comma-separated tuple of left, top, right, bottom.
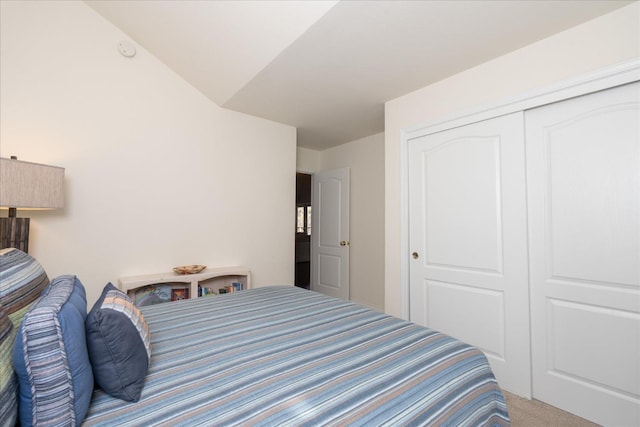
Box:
(0, 157, 64, 209)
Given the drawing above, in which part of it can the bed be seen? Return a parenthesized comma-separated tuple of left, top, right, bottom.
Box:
(1, 248, 510, 426)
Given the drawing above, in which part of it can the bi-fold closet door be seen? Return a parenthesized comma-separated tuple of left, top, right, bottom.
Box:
(408, 81, 639, 426)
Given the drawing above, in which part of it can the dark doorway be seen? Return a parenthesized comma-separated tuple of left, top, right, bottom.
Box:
(295, 172, 312, 289)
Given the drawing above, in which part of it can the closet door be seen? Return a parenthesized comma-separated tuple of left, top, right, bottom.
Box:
(408, 112, 531, 397)
(526, 82, 640, 426)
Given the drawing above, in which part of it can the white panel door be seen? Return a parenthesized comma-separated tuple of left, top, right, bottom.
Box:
(311, 168, 350, 300)
(526, 82, 640, 426)
(408, 112, 531, 397)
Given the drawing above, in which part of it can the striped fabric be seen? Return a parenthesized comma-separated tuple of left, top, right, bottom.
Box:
(83, 286, 510, 426)
(0, 306, 18, 426)
(0, 248, 49, 328)
(14, 275, 93, 427)
(102, 289, 151, 360)
(0, 248, 49, 319)
(0, 248, 49, 427)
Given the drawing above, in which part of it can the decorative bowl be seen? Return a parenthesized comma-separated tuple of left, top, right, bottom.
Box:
(173, 265, 206, 275)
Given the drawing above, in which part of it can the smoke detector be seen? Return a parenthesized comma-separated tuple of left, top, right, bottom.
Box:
(117, 41, 136, 58)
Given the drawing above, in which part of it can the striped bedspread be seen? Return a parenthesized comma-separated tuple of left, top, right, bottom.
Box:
(83, 286, 509, 426)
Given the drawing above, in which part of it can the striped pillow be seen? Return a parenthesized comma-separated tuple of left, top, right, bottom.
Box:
(86, 283, 151, 402)
(0, 248, 49, 318)
(13, 275, 94, 427)
(0, 248, 49, 427)
(0, 307, 18, 426)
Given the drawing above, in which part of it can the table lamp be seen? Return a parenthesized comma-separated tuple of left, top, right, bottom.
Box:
(0, 156, 65, 253)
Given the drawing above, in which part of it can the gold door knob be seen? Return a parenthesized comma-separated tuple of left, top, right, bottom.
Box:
(340, 240, 350, 246)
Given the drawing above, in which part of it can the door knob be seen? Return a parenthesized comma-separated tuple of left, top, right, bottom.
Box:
(340, 241, 350, 246)
(412, 252, 419, 259)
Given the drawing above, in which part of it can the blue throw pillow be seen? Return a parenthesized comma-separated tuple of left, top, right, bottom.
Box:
(85, 283, 151, 402)
(13, 275, 93, 427)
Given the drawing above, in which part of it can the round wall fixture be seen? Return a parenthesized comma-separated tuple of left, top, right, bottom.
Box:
(117, 40, 136, 58)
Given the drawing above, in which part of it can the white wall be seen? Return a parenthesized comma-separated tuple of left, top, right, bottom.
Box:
(296, 147, 321, 173)
(0, 1, 297, 305)
(384, 2, 640, 317)
(296, 134, 385, 310)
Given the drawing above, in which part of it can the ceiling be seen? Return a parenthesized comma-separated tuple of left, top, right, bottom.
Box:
(85, 0, 632, 150)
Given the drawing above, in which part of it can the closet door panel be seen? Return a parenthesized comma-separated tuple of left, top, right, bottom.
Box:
(422, 136, 502, 273)
(527, 81, 640, 427)
(547, 105, 639, 285)
(425, 280, 505, 357)
(549, 300, 640, 396)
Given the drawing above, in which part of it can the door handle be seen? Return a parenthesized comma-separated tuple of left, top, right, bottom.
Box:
(340, 241, 350, 246)
(412, 252, 419, 259)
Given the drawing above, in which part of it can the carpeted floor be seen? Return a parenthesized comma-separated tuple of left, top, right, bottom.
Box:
(503, 391, 600, 427)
